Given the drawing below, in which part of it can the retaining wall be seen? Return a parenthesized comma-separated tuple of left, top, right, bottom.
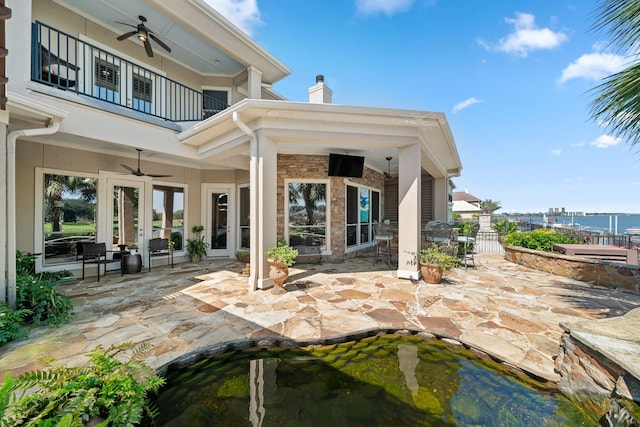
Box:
(503, 245, 640, 293)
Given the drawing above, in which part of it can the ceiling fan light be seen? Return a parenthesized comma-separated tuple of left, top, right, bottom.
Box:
(138, 33, 147, 42)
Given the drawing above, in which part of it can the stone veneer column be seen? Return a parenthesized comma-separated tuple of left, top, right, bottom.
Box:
(397, 143, 421, 280)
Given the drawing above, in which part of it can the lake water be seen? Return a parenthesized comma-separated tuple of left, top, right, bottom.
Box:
(506, 214, 640, 234)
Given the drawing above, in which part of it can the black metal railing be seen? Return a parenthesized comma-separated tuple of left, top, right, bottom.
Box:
(31, 21, 229, 122)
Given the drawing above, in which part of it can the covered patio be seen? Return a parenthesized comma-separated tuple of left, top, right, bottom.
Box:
(2, 253, 639, 388)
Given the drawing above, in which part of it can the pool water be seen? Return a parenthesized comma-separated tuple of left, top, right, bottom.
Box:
(149, 335, 598, 426)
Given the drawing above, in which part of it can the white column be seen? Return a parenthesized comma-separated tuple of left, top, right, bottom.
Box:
(248, 132, 277, 290)
(396, 143, 421, 280)
(0, 110, 7, 303)
(433, 177, 448, 221)
(247, 66, 262, 100)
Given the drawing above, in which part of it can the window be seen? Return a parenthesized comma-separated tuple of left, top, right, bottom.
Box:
(132, 72, 152, 113)
(93, 57, 120, 103)
(346, 184, 380, 248)
(287, 182, 327, 249)
(152, 186, 185, 251)
(239, 186, 250, 248)
(202, 89, 229, 119)
(42, 173, 97, 265)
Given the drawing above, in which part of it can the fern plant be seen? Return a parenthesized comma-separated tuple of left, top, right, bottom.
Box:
(0, 303, 31, 346)
(1, 342, 165, 426)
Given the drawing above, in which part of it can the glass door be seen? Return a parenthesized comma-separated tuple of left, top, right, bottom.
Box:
(108, 178, 145, 257)
(206, 185, 235, 257)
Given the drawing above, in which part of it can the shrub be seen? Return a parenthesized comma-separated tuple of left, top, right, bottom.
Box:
(493, 219, 518, 234)
(265, 240, 298, 267)
(503, 229, 580, 252)
(15, 250, 74, 327)
(1, 342, 165, 426)
(0, 303, 31, 346)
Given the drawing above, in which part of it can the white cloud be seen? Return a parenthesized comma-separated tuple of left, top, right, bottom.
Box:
(201, 0, 262, 35)
(591, 134, 621, 148)
(550, 149, 562, 156)
(571, 141, 586, 148)
(481, 12, 568, 57)
(452, 97, 482, 114)
(558, 52, 626, 84)
(355, 0, 414, 16)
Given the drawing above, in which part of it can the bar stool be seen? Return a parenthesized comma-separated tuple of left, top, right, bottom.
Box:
(373, 222, 394, 266)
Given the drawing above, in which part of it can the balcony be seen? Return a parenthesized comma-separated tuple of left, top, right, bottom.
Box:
(31, 21, 229, 123)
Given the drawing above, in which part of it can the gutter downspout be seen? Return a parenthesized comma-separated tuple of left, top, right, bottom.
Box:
(232, 111, 260, 291)
(6, 119, 61, 308)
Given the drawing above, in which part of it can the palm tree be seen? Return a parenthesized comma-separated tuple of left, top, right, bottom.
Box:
(44, 174, 96, 232)
(589, 0, 640, 147)
(480, 199, 501, 214)
(288, 183, 326, 225)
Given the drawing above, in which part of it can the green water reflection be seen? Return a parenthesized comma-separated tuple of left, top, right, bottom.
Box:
(151, 335, 597, 426)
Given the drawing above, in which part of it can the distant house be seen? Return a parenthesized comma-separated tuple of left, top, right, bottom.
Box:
(453, 191, 482, 219)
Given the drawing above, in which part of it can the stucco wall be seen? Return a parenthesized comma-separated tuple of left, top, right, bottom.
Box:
(276, 154, 385, 261)
(504, 245, 640, 293)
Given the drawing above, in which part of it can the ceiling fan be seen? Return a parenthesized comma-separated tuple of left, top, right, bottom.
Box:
(116, 15, 171, 58)
(384, 157, 393, 180)
(122, 149, 172, 177)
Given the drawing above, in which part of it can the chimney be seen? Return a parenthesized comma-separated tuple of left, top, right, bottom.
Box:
(308, 74, 332, 104)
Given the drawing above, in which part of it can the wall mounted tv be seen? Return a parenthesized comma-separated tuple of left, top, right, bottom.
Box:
(327, 153, 365, 178)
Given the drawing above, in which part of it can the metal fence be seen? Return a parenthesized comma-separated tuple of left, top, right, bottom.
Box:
(475, 231, 504, 255)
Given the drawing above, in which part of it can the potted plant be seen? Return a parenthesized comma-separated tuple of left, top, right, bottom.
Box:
(265, 240, 298, 289)
(186, 225, 208, 262)
(235, 249, 250, 263)
(407, 246, 459, 284)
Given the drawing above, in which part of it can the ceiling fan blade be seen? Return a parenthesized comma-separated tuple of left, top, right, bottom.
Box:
(117, 30, 137, 41)
(149, 33, 171, 53)
(143, 39, 154, 57)
(147, 174, 173, 178)
(121, 164, 137, 174)
(116, 21, 137, 29)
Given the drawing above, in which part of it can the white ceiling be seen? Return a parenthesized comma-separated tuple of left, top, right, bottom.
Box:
(56, 0, 246, 76)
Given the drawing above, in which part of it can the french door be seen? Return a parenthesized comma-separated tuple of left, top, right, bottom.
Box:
(204, 185, 235, 257)
(106, 177, 146, 258)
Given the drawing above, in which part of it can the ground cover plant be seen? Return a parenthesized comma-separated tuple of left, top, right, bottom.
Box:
(0, 343, 165, 426)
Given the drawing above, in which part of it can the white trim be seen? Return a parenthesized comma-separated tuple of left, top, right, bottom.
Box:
(34, 167, 99, 272)
(152, 182, 188, 257)
(283, 178, 331, 256)
(202, 183, 236, 258)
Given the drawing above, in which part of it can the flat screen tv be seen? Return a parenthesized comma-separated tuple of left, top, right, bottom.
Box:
(328, 153, 364, 178)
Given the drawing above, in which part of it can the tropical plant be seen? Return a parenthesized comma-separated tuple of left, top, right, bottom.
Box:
(0, 303, 31, 346)
(493, 219, 518, 234)
(186, 225, 208, 261)
(15, 251, 74, 327)
(479, 199, 501, 214)
(0, 343, 165, 426)
(407, 246, 460, 270)
(589, 0, 640, 148)
(265, 240, 298, 267)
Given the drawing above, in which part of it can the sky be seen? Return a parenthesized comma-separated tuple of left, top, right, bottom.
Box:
(201, 0, 640, 214)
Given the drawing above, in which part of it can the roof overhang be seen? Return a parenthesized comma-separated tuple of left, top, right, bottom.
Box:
(178, 100, 463, 178)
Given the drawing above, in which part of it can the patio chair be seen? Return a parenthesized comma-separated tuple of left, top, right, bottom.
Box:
(458, 223, 480, 269)
(148, 238, 174, 271)
(81, 243, 120, 281)
(425, 223, 454, 247)
(373, 222, 394, 266)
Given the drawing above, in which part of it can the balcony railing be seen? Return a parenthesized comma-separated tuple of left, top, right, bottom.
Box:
(31, 21, 229, 122)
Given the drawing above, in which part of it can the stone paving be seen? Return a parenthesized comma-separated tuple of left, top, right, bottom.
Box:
(1, 254, 639, 384)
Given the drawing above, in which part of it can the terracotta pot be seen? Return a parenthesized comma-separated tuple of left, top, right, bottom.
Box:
(190, 254, 201, 263)
(420, 262, 443, 284)
(268, 258, 289, 286)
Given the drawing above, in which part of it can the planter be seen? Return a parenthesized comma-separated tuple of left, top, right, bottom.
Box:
(123, 254, 142, 274)
(267, 258, 289, 286)
(190, 254, 201, 263)
(236, 254, 250, 263)
(420, 262, 444, 284)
